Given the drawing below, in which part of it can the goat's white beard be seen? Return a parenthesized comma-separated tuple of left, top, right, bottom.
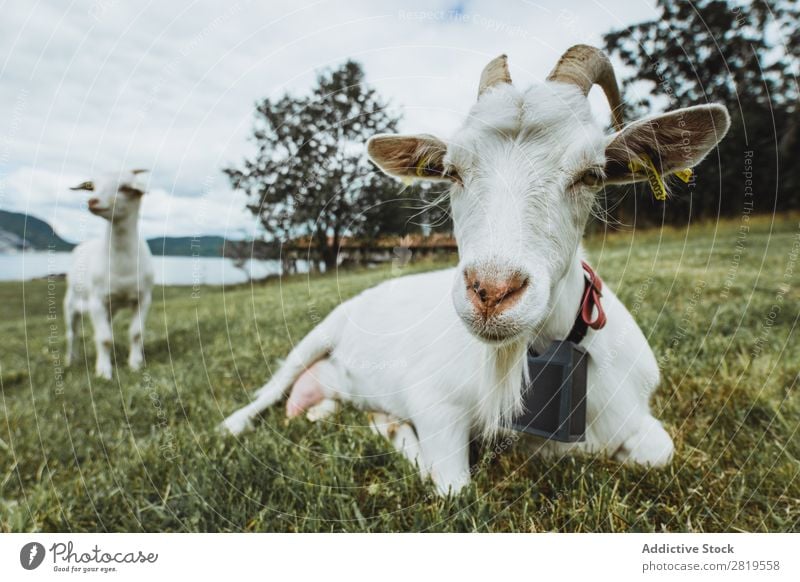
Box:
(471, 251, 587, 439)
(476, 339, 528, 439)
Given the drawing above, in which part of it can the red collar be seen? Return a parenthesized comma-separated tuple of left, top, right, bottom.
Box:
(566, 260, 607, 344)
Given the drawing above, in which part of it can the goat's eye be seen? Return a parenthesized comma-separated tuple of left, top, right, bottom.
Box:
(576, 168, 604, 188)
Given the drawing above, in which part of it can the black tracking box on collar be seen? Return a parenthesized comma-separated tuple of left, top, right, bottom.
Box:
(511, 340, 588, 443)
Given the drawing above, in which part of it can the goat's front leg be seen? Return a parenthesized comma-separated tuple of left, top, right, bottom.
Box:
(63, 293, 79, 366)
(128, 293, 151, 370)
(413, 412, 471, 496)
(89, 296, 113, 380)
(613, 414, 674, 468)
(369, 412, 425, 475)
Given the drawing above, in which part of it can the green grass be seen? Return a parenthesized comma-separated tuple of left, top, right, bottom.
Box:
(1, 214, 799, 532)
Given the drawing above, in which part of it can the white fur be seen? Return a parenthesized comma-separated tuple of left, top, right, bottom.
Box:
(64, 170, 154, 379)
(222, 77, 728, 495)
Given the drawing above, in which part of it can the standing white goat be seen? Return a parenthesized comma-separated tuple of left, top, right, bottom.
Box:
(64, 169, 154, 380)
(221, 46, 730, 495)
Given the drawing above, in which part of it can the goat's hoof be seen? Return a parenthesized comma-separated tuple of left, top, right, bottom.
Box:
(305, 398, 338, 422)
(219, 413, 253, 436)
(95, 366, 113, 380)
(432, 476, 470, 498)
(614, 416, 674, 468)
(128, 358, 143, 371)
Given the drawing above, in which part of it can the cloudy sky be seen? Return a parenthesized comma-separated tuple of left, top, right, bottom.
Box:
(0, 0, 657, 242)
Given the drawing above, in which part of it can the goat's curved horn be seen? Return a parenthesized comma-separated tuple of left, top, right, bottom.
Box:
(478, 54, 511, 98)
(547, 45, 623, 130)
(131, 168, 149, 175)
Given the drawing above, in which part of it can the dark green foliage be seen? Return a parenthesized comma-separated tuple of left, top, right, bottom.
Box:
(224, 61, 423, 269)
(602, 0, 799, 225)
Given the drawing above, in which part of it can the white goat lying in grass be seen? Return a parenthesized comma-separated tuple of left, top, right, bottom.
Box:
(222, 46, 730, 495)
(64, 169, 154, 380)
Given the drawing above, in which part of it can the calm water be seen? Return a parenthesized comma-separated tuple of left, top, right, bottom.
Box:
(0, 251, 313, 285)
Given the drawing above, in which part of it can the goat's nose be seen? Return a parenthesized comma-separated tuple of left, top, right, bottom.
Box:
(87, 198, 100, 208)
(464, 268, 529, 318)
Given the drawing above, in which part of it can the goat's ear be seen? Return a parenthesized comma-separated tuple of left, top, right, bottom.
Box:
(121, 169, 149, 196)
(367, 134, 458, 183)
(603, 104, 730, 184)
(119, 183, 146, 197)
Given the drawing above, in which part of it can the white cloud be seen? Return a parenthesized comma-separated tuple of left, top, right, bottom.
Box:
(0, 0, 658, 242)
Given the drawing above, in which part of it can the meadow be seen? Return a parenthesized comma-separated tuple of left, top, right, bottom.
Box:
(1, 214, 798, 532)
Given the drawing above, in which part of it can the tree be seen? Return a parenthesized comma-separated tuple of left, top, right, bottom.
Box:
(225, 239, 252, 282)
(603, 0, 799, 224)
(224, 60, 404, 270)
(222, 238, 278, 281)
(360, 181, 453, 241)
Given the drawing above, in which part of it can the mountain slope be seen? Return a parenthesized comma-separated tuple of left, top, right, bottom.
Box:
(147, 236, 226, 257)
(0, 210, 229, 256)
(0, 210, 75, 252)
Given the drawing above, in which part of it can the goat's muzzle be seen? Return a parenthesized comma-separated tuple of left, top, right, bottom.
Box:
(464, 268, 529, 321)
(87, 198, 108, 215)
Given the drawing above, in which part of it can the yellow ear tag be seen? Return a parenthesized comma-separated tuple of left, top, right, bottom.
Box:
(415, 155, 431, 178)
(673, 167, 694, 183)
(628, 154, 667, 201)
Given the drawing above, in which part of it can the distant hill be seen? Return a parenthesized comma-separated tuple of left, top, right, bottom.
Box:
(147, 236, 227, 257)
(0, 210, 230, 257)
(0, 210, 75, 252)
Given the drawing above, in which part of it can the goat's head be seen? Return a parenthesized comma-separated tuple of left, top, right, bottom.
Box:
(368, 46, 730, 344)
(70, 169, 149, 222)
